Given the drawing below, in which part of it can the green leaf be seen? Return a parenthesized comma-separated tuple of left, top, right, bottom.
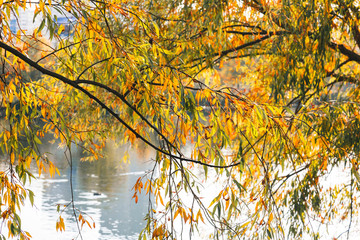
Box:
(267, 228, 272, 239)
(38, 19, 46, 32)
(233, 179, 246, 192)
(34, 135, 42, 145)
(14, 213, 21, 227)
(28, 190, 35, 206)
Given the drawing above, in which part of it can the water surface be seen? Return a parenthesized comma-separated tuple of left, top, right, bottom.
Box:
(14, 140, 155, 240)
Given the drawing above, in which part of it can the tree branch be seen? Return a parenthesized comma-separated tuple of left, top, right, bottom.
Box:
(191, 34, 272, 63)
(0, 40, 248, 169)
(328, 42, 360, 64)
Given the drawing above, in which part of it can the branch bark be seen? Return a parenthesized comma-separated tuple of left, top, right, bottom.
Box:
(0, 40, 248, 169)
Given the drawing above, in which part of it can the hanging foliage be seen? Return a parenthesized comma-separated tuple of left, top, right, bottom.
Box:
(1, 0, 360, 239)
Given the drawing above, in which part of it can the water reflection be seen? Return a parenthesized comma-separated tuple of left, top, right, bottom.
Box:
(11, 139, 155, 240)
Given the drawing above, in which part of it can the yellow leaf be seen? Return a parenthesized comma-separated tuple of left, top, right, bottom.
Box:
(152, 225, 164, 238)
(10, 152, 15, 164)
(158, 193, 164, 206)
(57, 25, 65, 35)
(268, 212, 273, 223)
(174, 208, 181, 219)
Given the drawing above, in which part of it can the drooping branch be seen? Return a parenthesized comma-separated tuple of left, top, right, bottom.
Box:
(75, 58, 112, 81)
(248, 0, 360, 64)
(190, 34, 273, 63)
(36, 39, 93, 64)
(0, 40, 252, 169)
(75, 79, 182, 156)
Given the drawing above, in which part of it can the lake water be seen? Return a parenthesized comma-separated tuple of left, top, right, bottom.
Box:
(3, 135, 360, 240)
(4, 139, 155, 240)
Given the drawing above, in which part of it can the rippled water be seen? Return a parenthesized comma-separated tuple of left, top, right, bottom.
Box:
(4, 137, 360, 240)
(6, 140, 155, 240)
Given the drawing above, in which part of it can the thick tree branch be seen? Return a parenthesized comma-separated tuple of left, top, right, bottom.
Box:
(0, 40, 248, 169)
(328, 42, 360, 64)
(75, 79, 182, 155)
(225, 30, 289, 36)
